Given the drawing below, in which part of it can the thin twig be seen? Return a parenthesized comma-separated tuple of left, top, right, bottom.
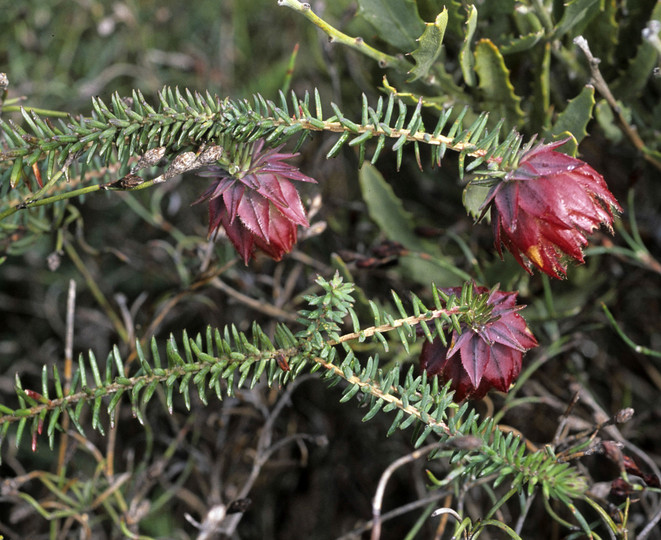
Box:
(313, 355, 452, 436)
(219, 375, 321, 537)
(337, 491, 452, 540)
(569, 382, 661, 481)
(638, 501, 661, 540)
(330, 307, 461, 346)
(63, 240, 128, 343)
(371, 442, 441, 540)
(574, 36, 661, 171)
(56, 279, 76, 474)
(210, 276, 298, 322)
(514, 492, 537, 536)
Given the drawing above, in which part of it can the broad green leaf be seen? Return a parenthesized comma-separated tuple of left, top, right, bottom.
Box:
(359, 162, 423, 250)
(357, 0, 425, 52)
(499, 30, 544, 55)
(595, 99, 623, 142)
(581, 0, 618, 64)
(553, 0, 603, 39)
(474, 39, 524, 128)
(547, 85, 595, 145)
(408, 9, 448, 82)
(512, 4, 544, 35)
(611, 1, 661, 100)
(419, 0, 463, 36)
(460, 5, 478, 87)
(595, 97, 632, 144)
(358, 163, 466, 286)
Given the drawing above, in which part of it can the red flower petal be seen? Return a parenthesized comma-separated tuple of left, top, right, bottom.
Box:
(420, 286, 537, 401)
(458, 333, 492, 388)
(487, 141, 622, 278)
(237, 191, 270, 242)
(195, 139, 316, 263)
(255, 172, 310, 226)
(223, 183, 245, 224)
(222, 210, 257, 264)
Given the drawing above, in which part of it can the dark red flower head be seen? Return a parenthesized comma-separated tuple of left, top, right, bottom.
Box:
(420, 285, 537, 401)
(196, 139, 316, 264)
(481, 140, 622, 278)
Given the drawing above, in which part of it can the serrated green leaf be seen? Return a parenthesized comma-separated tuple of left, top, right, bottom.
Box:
(580, 0, 618, 63)
(460, 5, 478, 87)
(462, 182, 492, 221)
(553, 0, 602, 39)
(408, 9, 448, 82)
(357, 0, 425, 52)
(474, 39, 524, 129)
(547, 85, 595, 145)
(611, 1, 661, 100)
(499, 29, 545, 55)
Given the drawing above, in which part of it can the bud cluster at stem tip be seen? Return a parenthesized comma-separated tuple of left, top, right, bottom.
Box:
(420, 285, 538, 401)
(480, 140, 622, 278)
(195, 139, 316, 264)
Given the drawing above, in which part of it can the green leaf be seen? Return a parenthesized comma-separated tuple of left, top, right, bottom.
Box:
(547, 84, 595, 145)
(463, 182, 492, 221)
(408, 9, 448, 82)
(433, 0, 465, 37)
(357, 0, 425, 52)
(611, 1, 661, 100)
(459, 5, 478, 87)
(553, 0, 602, 39)
(594, 98, 623, 143)
(498, 30, 545, 55)
(530, 43, 551, 131)
(358, 163, 467, 286)
(474, 39, 524, 128)
(581, 0, 618, 65)
(512, 4, 544, 35)
(358, 162, 424, 251)
(9, 157, 24, 188)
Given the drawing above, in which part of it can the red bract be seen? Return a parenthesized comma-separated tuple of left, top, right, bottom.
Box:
(481, 140, 622, 278)
(196, 140, 316, 263)
(420, 286, 537, 401)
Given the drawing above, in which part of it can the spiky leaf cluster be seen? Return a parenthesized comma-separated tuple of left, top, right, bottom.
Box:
(0, 86, 530, 261)
(0, 86, 528, 197)
(0, 275, 588, 519)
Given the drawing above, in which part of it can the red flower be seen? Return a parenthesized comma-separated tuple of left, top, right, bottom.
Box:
(420, 286, 537, 401)
(481, 140, 622, 278)
(196, 140, 316, 263)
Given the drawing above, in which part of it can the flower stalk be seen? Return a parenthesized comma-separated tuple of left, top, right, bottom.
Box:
(277, 0, 412, 72)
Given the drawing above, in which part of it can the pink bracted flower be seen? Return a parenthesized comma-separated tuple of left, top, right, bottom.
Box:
(420, 285, 537, 401)
(481, 140, 622, 278)
(196, 139, 316, 263)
